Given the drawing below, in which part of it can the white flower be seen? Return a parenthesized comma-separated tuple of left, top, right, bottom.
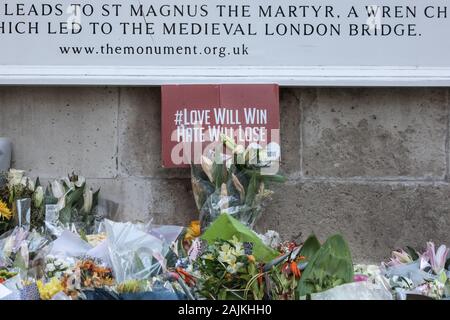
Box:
(46, 264, 55, 272)
(63, 175, 85, 189)
(33, 186, 44, 207)
(200, 156, 214, 183)
(8, 169, 24, 187)
(230, 237, 245, 256)
(51, 180, 65, 199)
(56, 195, 66, 212)
(20, 177, 35, 191)
(82, 188, 93, 213)
(54, 271, 62, 279)
(63, 177, 74, 189)
(202, 253, 214, 261)
(226, 262, 244, 274)
(74, 176, 86, 188)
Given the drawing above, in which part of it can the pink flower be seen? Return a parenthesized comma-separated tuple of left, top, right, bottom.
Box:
(421, 242, 449, 275)
(353, 274, 369, 282)
(386, 249, 413, 267)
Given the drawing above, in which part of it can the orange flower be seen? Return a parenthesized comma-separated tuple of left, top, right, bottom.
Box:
(247, 255, 256, 263)
(290, 261, 301, 279)
(176, 267, 196, 287)
(184, 220, 201, 242)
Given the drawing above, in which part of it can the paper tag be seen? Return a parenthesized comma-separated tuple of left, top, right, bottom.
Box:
(0, 284, 12, 300)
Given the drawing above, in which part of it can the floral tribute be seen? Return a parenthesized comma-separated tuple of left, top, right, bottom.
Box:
(0, 134, 448, 300)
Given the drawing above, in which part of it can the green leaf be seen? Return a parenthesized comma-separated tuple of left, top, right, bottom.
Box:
(245, 173, 258, 207)
(92, 188, 100, 209)
(299, 234, 321, 261)
(406, 246, 419, 261)
(297, 234, 354, 298)
(65, 183, 85, 208)
(212, 162, 226, 189)
(58, 206, 72, 225)
(201, 214, 278, 262)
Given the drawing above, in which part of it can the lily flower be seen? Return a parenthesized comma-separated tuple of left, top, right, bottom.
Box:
(20, 177, 35, 191)
(63, 174, 85, 189)
(219, 183, 229, 210)
(82, 188, 93, 213)
(421, 242, 449, 275)
(56, 196, 66, 212)
(200, 156, 214, 183)
(74, 175, 86, 188)
(51, 180, 65, 199)
(386, 249, 413, 267)
(33, 186, 44, 208)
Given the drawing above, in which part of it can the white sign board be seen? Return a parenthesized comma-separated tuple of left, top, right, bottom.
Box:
(1, 0, 450, 86)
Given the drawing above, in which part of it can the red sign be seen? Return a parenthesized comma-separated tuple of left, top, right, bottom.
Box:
(161, 84, 280, 168)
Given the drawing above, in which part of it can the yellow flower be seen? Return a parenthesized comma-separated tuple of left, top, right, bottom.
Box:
(184, 220, 201, 241)
(37, 278, 64, 300)
(0, 201, 12, 220)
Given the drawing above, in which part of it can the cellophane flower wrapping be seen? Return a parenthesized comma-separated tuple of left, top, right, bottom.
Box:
(0, 227, 48, 276)
(191, 150, 284, 230)
(104, 219, 183, 284)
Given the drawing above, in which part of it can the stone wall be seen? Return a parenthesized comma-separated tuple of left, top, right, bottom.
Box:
(0, 86, 449, 262)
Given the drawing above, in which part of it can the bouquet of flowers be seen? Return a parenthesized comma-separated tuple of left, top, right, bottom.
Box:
(44, 255, 71, 279)
(191, 134, 285, 230)
(0, 169, 45, 233)
(194, 236, 263, 300)
(61, 257, 114, 299)
(382, 242, 450, 299)
(49, 173, 100, 235)
(0, 268, 17, 283)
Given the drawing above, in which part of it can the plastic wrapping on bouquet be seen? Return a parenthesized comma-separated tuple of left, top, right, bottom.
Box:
(15, 198, 31, 231)
(0, 138, 12, 171)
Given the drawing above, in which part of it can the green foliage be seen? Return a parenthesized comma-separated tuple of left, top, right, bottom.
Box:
(406, 246, 420, 261)
(201, 214, 278, 262)
(299, 235, 321, 261)
(195, 237, 262, 300)
(297, 234, 354, 298)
